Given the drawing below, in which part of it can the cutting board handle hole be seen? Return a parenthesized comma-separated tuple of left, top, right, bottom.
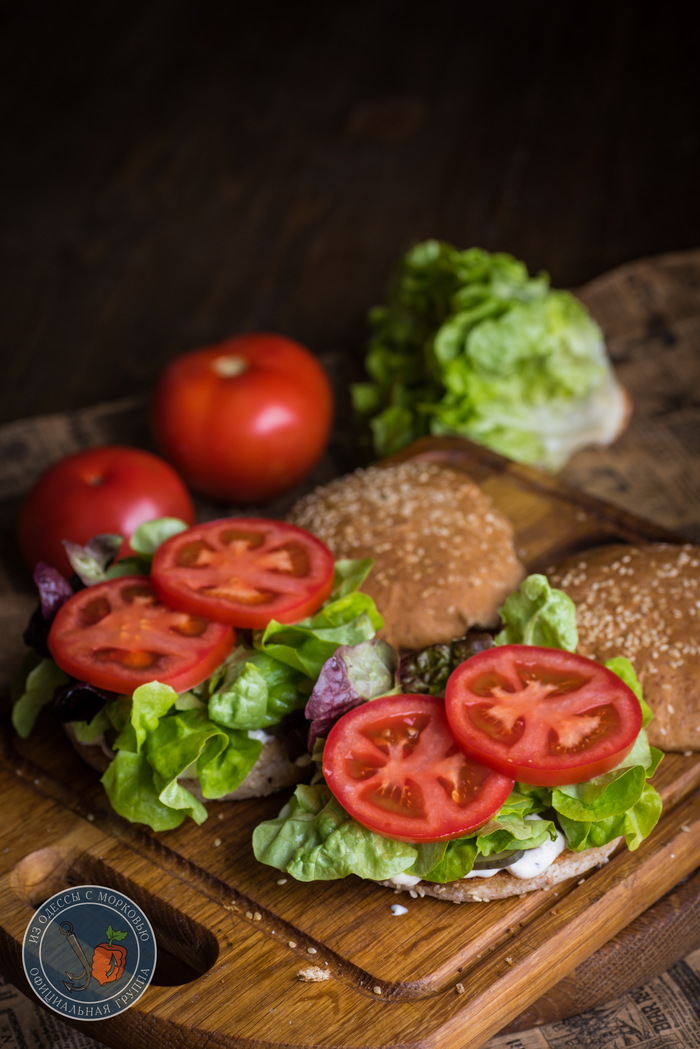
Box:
(10, 846, 220, 987)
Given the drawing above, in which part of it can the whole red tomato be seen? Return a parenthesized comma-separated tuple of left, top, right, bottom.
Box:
(17, 446, 195, 577)
(151, 333, 334, 502)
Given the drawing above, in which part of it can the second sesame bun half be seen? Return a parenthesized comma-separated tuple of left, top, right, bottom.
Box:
(547, 542, 700, 752)
(286, 459, 525, 651)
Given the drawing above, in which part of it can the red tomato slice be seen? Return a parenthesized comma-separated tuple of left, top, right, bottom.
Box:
(48, 576, 235, 694)
(322, 694, 514, 843)
(150, 518, 335, 629)
(445, 645, 643, 787)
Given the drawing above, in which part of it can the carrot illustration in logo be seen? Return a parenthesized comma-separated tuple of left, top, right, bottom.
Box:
(90, 925, 128, 985)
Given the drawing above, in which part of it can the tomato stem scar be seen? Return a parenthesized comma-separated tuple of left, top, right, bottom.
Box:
(212, 355, 248, 378)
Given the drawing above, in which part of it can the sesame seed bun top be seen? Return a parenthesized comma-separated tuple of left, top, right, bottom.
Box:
(287, 459, 525, 651)
(547, 542, 700, 752)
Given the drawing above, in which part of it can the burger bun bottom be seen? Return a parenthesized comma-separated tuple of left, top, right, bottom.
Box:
(63, 724, 308, 802)
(379, 839, 620, 902)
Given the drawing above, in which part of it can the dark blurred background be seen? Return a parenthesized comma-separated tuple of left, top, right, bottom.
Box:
(1, 0, 698, 425)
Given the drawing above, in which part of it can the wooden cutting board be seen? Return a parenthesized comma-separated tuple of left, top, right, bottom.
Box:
(0, 436, 698, 1049)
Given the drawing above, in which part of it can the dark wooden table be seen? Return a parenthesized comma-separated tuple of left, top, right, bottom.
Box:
(1, 0, 698, 426)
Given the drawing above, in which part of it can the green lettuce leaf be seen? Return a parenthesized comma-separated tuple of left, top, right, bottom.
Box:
(206, 558, 383, 732)
(101, 747, 191, 832)
(129, 680, 181, 749)
(252, 783, 418, 881)
(306, 638, 398, 745)
(64, 518, 190, 584)
(604, 655, 655, 727)
(11, 656, 70, 737)
(145, 707, 262, 801)
(519, 727, 663, 851)
(102, 701, 262, 831)
(71, 699, 130, 744)
(253, 783, 560, 883)
(495, 574, 578, 651)
(556, 781, 663, 852)
(207, 649, 306, 730)
(128, 517, 190, 556)
(259, 591, 383, 679)
(105, 517, 191, 578)
(416, 793, 554, 882)
(352, 240, 625, 470)
(331, 558, 375, 597)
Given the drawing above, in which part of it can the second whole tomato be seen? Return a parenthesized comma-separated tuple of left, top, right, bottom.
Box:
(17, 446, 196, 577)
(151, 333, 334, 503)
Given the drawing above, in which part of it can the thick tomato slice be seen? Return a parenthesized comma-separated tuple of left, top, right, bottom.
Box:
(150, 518, 335, 629)
(48, 576, 234, 694)
(445, 645, 643, 787)
(322, 694, 514, 843)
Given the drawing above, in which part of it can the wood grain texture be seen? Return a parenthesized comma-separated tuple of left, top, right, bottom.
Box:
(1, 1, 698, 426)
(0, 744, 698, 1049)
(0, 439, 698, 1049)
(504, 870, 700, 1031)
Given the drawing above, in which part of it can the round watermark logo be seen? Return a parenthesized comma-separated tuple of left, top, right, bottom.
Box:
(22, 885, 157, 1021)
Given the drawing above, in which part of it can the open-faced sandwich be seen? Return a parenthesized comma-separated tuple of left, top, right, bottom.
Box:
(251, 469, 670, 901)
(12, 516, 383, 831)
(252, 573, 664, 901)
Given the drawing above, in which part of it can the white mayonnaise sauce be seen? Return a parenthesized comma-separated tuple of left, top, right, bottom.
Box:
(385, 818, 568, 887)
(247, 729, 275, 743)
(464, 817, 566, 880)
(508, 825, 566, 879)
(385, 873, 422, 888)
(391, 904, 409, 915)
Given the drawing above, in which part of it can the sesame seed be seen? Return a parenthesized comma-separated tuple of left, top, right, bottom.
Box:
(287, 459, 523, 649)
(548, 542, 699, 751)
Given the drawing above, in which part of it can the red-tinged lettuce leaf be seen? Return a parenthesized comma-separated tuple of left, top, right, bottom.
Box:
(399, 629, 495, 696)
(63, 534, 123, 585)
(22, 562, 75, 657)
(33, 561, 74, 616)
(305, 638, 398, 748)
(52, 680, 115, 723)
